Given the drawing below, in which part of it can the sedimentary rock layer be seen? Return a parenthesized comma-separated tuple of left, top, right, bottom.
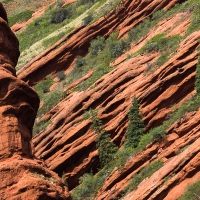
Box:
(0, 4, 70, 199)
(0, 3, 39, 158)
(96, 110, 200, 199)
(18, 0, 184, 85)
(33, 25, 200, 191)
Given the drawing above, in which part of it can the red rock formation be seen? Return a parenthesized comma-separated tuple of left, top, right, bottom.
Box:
(0, 155, 69, 200)
(18, 0, 185, 85)
(0, 3, 70, 199)
(0, 3, 39, 158)
(33, 22, 200, 191)
(95, 110, 200, 199)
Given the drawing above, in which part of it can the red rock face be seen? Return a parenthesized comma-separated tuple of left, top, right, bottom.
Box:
(0, 4, 70, 199)
(0, 3, 39, 158)
(0, 155, 69, 200)
(18, 0, 184, 85)
(10, 0, 198, 198)
(32, 26, 200, 193)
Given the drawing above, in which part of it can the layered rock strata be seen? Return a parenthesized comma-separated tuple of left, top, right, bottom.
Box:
(96, 110, 200, 199)
(18, 0, 184, 85)
(0, 3, 69, 199)
(0, 3, 39, 158)
(33, 22, 200, 191)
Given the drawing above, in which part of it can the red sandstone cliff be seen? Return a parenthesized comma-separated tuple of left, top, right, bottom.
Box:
(0, 3, 69, 199)
(18, 0, 185, 85)
(32, 29, 200, 193)
(2, 0, 200, 199)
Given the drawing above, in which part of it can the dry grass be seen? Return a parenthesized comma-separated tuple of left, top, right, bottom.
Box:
(3, 0, 56, 16)
(16, 0, 119, 71)
(16, 2, 100, 71)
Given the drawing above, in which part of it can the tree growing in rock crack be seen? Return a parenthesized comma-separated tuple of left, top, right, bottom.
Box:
(90, 109, 117, 167)
(124, 95, 144, 148)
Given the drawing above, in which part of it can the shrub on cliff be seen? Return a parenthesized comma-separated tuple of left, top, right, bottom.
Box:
(124, 96, 144, 148)
(34, 75, 53, 94)
(51, 8, 71, 24)
(82, 12, 93, 25)
(72, 170, 109, 200)
(75, 56, 86, 68)
(89, 36, 106, 56)
(57, 71, 65, 81)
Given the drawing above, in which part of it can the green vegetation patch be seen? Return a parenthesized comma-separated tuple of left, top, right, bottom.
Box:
(2, 0, 13, 4)
(37, 88, 64, 117)
(33, 74, 65, 123)
(141, 34, 181, 54)
(133, 33, 181, 72)
(87, 109, 118, 167)
(63, 32, 129, 91)
(124, 96, 144, 148)
(16, 0, 121, 53)
(195, 57, 200, 98)
(179, 181, 200, 200)
(33, 120, 51, 136)
(128, 10, 166, 44)
(34, 75, 54, 96)
(8, 10, 34, 26)
(71, 170, 110, 200)
(125, 160, 164, 193)
(42, 32, 65, 48)
(17, 0, 95, 52)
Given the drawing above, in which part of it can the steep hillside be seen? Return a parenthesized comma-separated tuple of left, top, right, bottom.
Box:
(2, 0, 200, 199)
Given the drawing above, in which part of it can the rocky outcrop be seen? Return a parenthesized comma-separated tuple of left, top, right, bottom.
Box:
(18, 0, 185, 85)
(95, 110, 200, 199)
(0, 154, 69, 200)
(32, 12, 200, 190)
(0, 3, 69, 199)
(0, 3, 39, 158)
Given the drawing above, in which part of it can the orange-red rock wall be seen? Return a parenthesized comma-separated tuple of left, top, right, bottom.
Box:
(18, 0, 185, 85)
(0, 4, 70, 199)
(0, 3, 39, 158)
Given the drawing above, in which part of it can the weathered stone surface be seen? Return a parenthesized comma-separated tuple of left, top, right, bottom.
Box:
(18, 0, 184, 85)
(0, 154, 69, 200)
(0, 4, 70, 199)
(33, 18, 200, 191)
(0, 2, 39, 158)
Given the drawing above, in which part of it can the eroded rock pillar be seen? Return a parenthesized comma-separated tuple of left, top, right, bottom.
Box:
(0, 3, 39, 158)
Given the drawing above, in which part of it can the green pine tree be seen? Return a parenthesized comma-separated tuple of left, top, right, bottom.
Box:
(90, 109, 117, 167)
(96, 130, 118, 167)
(124, 96, 144, 148)
(195, 58, 200, 98)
